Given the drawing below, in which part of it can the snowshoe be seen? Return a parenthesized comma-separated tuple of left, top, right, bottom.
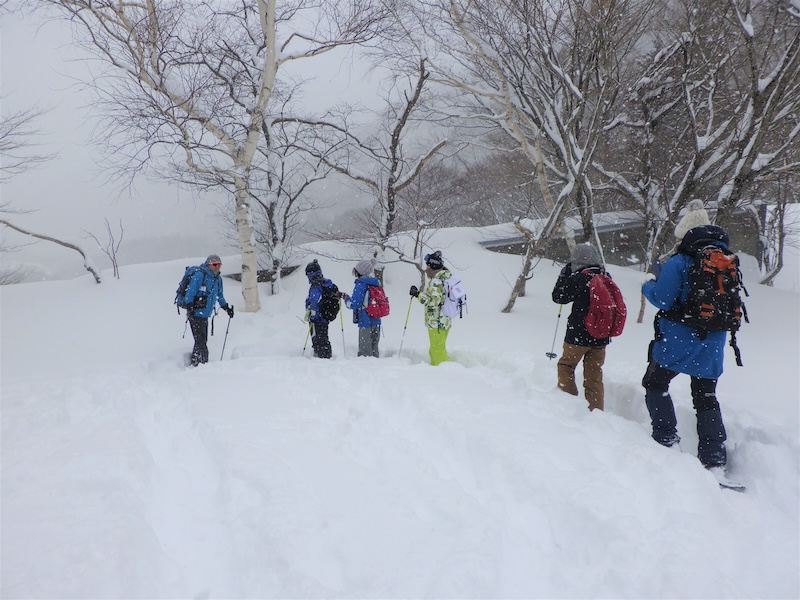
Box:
(707, 466, 746, 492)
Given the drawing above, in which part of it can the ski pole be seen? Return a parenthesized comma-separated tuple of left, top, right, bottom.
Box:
(546, 304, 563, 360)
(302, 322, 311, 356)
(220, 315, 231, 360)
(339, 299, 346, 355)
(398, 296, 414, 358)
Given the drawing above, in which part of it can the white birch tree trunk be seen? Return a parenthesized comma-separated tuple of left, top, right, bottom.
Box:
(234, 180, 261, 312)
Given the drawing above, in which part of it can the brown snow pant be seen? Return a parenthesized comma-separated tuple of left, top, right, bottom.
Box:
(557, 342, 606, 411)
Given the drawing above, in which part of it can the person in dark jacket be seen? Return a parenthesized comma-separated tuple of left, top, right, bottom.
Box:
(551, 243, 610, 411)
(304, 259, 336, 359)
(641, 220, 730, 470)
(342, 257, 382, 357)
(182, 254, 234, 367)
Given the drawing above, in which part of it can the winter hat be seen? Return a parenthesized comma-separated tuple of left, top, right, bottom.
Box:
(674, 200, 711, 241)
(424, 250, 444, 270)
(205, 254, 222, 265)
(305, 259, 322, 276)
(354, 257, 377, 277)
(570, 243, 602, 273)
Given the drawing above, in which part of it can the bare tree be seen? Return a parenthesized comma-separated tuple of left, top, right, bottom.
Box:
(759, 172, 799, 285)
(40, 0, 390, 311)
(392, 159, 469, 284)
(596, 0, 800, 318)
(0, 106, 55, 183)
(84, 218, 123, 279)
(0, 219, 102, 282)
(407, 0, 658, 311)
(279, 57, 449, 279)
(0, 104, 91, 283)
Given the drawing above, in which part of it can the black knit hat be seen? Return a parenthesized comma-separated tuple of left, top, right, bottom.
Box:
(678, 224, 729, 254)
(305, 259, 322, 275)
(425, 251, 444, 270)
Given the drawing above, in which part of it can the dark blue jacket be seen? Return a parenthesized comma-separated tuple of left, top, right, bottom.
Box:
(184, 265, 228, 319)
(642, 250, 727, 379)
(345, 276, 382, 328)
(305, 272, 336, 324)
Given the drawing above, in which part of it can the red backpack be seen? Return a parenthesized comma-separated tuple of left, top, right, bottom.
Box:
(365, 285, 390, 318)
(583, 271, 627, 338)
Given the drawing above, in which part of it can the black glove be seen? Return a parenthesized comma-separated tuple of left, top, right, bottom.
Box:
(409, 285, 419, 297)
(224, 305, 234, 318)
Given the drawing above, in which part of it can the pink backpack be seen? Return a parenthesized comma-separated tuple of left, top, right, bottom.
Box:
(583, 272, 626, 338)
(365, 285, 390, 318)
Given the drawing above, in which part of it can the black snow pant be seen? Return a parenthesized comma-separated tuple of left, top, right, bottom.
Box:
(189, 315, 210, 366)
(642, 360, 727, 468)
(311, 322, 332, 359)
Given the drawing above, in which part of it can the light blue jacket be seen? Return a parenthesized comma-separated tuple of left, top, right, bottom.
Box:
(184, 265, 228, 319)
(642, 251, 727, 378)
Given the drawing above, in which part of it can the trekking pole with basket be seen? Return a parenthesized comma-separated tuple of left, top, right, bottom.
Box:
(546, 304, 564, 360)
(302, 323, 312, 356)
(339, 299, 346, 355)
(220, 314, 232, 360)
(398, 297, 414, 358)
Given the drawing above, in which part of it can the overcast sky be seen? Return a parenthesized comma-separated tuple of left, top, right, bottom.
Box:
(1, 10, 382, 280)
(1, 12, 231, 278)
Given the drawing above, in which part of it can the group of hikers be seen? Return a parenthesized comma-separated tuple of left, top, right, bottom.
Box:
(176, 200, 744, 482)
(303, 250, 456, 366)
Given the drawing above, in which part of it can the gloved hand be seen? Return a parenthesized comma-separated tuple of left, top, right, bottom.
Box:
(341, 292, 350, 302)
(304, 309, 312, 322)
(409, 285, 419, 297)
(224, 304, 234, 318)
(651, 259, 662, 279)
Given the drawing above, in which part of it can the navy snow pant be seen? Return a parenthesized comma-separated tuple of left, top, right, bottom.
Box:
(189, 315, 210, 366)
(311, 322, 332, 359)
(642, 360, 727, 468)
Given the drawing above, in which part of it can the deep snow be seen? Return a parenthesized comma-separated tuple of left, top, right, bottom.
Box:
(1, 228, 798, 599)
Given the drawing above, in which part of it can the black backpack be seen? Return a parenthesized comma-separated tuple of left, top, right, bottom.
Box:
(662, 226, 749, 365)
(175, 265, 206, 313)
(317, 282, 340, 322)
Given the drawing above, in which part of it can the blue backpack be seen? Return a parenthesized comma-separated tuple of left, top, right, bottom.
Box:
(174, 266, 207, 312)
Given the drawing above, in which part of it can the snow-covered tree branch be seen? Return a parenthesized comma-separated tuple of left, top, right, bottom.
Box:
(39, 0, 391, 310)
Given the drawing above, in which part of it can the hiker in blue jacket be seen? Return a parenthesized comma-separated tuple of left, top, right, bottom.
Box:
(342, 257, 381, 357)
(304, 259, 336, 359)
(642, 216, 729, 471)
(183, 254, 234, 366)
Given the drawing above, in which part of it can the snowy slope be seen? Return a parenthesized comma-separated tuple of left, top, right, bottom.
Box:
(1, 229, 798, 599)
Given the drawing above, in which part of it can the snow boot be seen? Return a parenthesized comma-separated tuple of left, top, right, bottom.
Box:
(645, 388, 680, 447)
(697, 408, 727, 468)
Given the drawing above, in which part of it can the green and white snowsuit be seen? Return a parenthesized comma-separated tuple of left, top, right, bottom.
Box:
(416, 269, 452, 365)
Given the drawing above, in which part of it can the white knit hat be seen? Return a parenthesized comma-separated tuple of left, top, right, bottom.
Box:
(674, 200, 711, 241)
(354, 257, 377, 277)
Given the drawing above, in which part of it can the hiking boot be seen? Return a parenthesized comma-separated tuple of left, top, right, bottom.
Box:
(654, 432, 681, 448)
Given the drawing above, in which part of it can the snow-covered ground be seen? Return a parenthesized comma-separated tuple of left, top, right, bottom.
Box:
(2, 228, 798, 598)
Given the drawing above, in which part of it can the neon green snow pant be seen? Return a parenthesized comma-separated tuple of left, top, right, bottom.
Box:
(427, 328, 450, 366)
